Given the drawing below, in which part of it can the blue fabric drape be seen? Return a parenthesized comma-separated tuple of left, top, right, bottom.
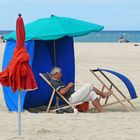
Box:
(24, 40, 53, 108)
(55, 36, 75, 85)
(24, 36, 75, 109)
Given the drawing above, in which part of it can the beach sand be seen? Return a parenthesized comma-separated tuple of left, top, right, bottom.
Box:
(0, 42, 140, 140)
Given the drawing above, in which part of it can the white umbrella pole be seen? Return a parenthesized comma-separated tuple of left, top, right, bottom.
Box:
(18, 90, 21, 135)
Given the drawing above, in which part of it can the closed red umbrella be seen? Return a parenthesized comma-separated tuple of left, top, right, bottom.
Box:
(0, 14, 37, 92)
(0, 14, 38, 135)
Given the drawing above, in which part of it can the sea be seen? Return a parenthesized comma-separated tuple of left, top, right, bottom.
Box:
(0, 30, 140, 43)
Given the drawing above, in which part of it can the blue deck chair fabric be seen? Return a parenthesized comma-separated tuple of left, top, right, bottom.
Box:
(97, 68, 137, 99)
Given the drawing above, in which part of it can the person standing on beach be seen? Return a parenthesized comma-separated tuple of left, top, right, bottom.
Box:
(49, 66, 112, 112)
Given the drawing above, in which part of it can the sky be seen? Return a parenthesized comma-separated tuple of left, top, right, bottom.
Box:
(0, 0, 140, 30)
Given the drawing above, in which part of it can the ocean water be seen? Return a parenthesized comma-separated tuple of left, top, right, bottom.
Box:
(75, 31, 140, 43)
(0, 30, 13, 36)
(0, 30, 140, 43)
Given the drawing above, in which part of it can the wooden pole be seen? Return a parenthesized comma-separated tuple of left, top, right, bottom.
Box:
(53, 40, 56, 66)
(104, 84, 113, 105)
(46, 90, 55, 113)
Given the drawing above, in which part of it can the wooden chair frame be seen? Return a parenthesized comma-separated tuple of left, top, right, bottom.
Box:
(90, 69, 136, 111)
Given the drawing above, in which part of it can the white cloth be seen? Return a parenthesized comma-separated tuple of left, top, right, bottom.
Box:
(69, 83, 97, 104)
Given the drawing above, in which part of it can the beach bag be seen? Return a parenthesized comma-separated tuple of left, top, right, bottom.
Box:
(76, 102, 89, 112)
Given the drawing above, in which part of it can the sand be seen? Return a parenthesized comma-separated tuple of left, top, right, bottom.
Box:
(0, 42, 140, 140)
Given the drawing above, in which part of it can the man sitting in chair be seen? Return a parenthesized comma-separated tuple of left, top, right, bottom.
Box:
(50, 66, 112, 112)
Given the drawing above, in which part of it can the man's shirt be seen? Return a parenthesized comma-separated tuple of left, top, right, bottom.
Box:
(50, 78, 74, 100)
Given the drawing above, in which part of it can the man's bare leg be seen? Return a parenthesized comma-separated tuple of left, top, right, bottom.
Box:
(92, 98, 103, 112)
(93, 86, 112, 99)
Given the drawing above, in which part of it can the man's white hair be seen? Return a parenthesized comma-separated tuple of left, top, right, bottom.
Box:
(50, 66, 62, 75)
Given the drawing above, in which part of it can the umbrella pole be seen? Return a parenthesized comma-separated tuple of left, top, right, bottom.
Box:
(18, 90, 21, 135)
(53, 40, 56, 66)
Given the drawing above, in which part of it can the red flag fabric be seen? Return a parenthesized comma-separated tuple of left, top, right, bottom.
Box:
(0, 15, 37, 92)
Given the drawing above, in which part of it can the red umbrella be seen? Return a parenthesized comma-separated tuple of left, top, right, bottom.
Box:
(0, 14, 37, 92)
(0, 14, 38, 135)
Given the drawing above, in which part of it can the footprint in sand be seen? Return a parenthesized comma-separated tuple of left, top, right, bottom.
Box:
(36, 128, 51, 134)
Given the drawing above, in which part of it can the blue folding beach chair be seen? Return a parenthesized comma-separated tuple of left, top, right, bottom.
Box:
(90, 68, 137, 111)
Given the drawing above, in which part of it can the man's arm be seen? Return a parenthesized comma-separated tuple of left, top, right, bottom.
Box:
(59, 82, 74, 95)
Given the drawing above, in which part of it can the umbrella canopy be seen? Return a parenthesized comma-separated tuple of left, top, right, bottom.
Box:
(5, 15, 104, 41)
(0, 15, 37, 92)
